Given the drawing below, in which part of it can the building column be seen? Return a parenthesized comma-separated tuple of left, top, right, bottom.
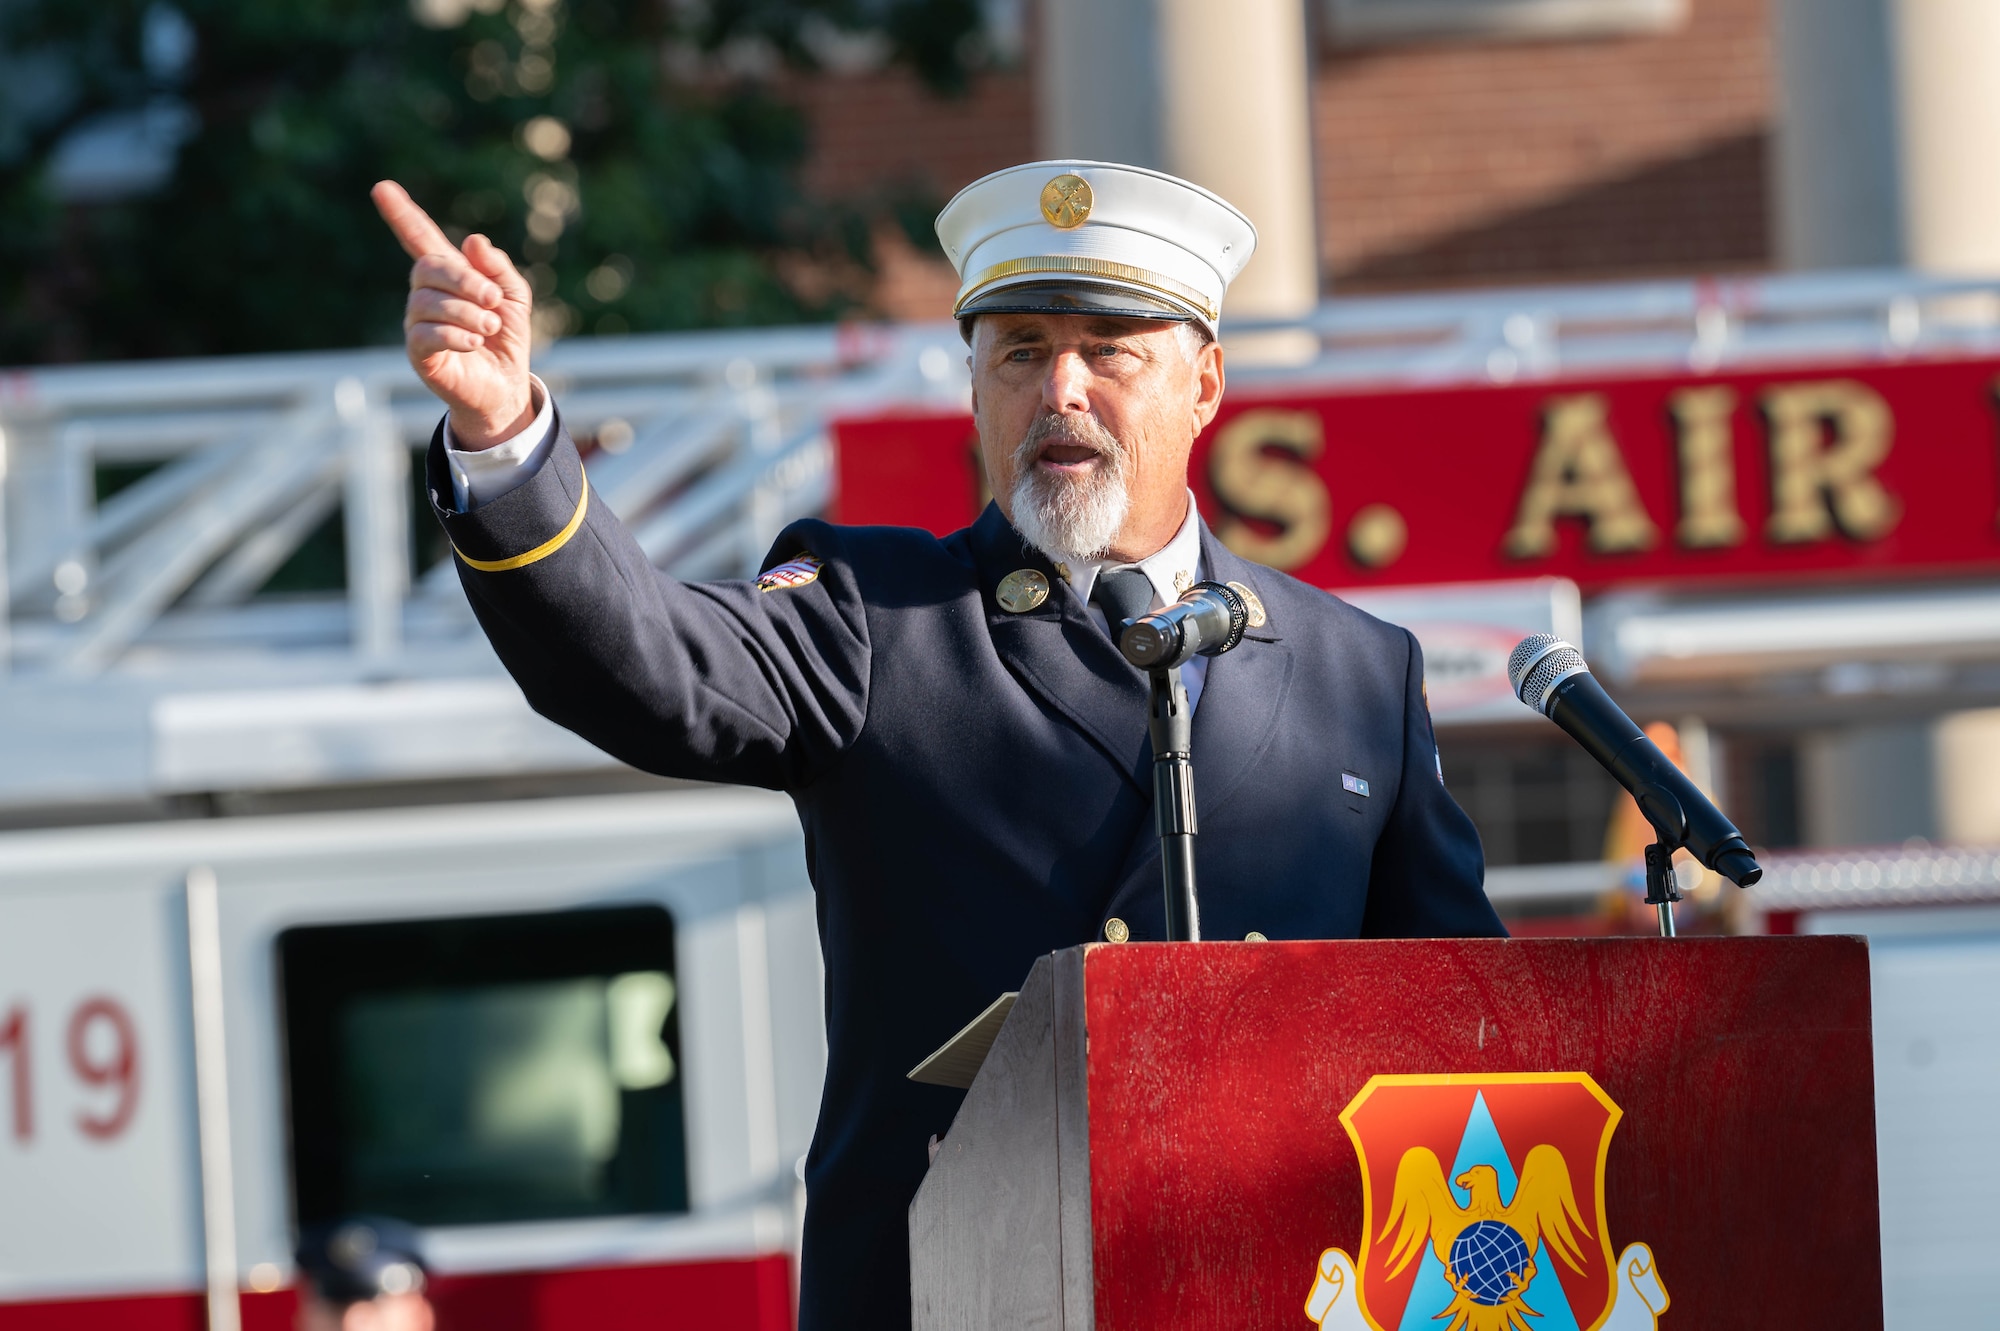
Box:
(1887, 0, 2000, 273)
(1037, 0, 1321, 321)
(1771, 0, 2000, 273)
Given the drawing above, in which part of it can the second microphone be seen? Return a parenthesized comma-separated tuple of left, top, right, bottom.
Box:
(1118, 581, 1250, 671)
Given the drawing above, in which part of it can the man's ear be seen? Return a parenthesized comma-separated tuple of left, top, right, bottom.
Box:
(1191, 338, 1226, 433)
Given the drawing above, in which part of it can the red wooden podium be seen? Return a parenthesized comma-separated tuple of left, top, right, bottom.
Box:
(909, 938, 1880, 1330)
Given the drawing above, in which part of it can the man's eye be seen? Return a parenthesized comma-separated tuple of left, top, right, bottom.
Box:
(1007, 348, 1036, 361)
(1095, 344, 1122, 358)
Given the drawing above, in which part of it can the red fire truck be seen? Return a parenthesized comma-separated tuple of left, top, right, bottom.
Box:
(0, 789, 814, 1330)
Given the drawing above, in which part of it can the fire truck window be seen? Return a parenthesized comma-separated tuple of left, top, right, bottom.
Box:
(1438, 735, 1620, 867)
(1725, 737, 1804, 851)
(279, 906, 687, 1229)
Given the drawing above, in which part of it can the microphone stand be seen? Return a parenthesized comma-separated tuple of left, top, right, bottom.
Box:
(1146, 665, 1200, 941)
(1643, 841, 1679, 938)
(1121, 581, 1250, 943)
(1634, 784, 1692, 939)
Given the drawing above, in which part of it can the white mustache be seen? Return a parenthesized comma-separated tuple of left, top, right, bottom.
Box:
(1014, 411, 1125, 471)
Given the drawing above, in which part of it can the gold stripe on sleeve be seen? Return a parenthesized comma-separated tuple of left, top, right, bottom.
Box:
(452, 473, 590, 573)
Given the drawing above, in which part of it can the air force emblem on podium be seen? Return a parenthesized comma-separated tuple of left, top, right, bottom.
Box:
(1307, 1073, 1669, 1331)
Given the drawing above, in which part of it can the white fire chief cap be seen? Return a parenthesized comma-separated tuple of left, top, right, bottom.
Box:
(934, 160, 1257, 340)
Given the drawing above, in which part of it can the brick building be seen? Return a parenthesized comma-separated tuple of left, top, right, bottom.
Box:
(784, 0, 1774, 319)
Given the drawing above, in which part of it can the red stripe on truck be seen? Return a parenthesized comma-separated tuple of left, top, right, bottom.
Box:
(0, 1255, 795, 1331)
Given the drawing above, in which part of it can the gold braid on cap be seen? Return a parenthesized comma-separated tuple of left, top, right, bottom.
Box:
(954, 256, 1219, 322)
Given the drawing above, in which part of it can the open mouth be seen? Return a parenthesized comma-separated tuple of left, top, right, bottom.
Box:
(1035, 441, 1102, 472)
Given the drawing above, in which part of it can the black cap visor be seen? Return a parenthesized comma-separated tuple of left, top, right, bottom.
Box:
(956, 280, 1196, 340)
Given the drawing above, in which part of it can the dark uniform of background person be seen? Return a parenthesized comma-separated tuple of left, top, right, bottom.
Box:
(369, 160, 1504, 1329)
(295, 1217, 435, 1331)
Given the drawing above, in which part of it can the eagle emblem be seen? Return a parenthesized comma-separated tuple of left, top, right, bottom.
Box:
(1306, 1073, 1670, 1331)
(1382, 1144, 1585, 1330)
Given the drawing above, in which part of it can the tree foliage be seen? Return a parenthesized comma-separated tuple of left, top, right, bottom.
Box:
(0, 0, 983, 364)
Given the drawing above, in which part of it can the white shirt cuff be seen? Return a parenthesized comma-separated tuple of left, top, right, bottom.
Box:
(442, 375, 556, 512)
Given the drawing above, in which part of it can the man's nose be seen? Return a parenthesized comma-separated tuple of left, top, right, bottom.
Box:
(1042, 350, 1093, 415)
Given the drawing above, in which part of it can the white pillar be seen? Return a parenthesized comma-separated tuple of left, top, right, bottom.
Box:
(1888, 0, 2000, 273)
(1771, 0, 2000, 274)
(1037, 0, 1321, 320)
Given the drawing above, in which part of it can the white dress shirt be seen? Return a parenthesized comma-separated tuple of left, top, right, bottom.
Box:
(443, 374, 557, 512)
(444, 396, 1211, 708)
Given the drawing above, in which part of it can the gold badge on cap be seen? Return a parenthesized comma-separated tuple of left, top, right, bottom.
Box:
(1040, 173, 1093, 229)
(996, 569, 1050, 613)
(1227, 580, 1267, 628)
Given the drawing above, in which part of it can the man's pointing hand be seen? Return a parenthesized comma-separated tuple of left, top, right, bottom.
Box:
(372, 180, 536, 450)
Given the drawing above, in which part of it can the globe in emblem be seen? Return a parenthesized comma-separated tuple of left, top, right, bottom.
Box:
(1448, 1219, 1533, 1306)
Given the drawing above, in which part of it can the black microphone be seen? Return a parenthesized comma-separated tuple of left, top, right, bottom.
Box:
(1118, 581, 1249, 671)
(1508, 634, 1762, 887)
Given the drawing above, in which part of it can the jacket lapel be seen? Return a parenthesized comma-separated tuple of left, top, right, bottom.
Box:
(1188, 526, 1295, 818)
(970, 503, 1152, 793)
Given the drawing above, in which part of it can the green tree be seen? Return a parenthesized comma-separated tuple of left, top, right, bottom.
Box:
(0, 0, 981, 364)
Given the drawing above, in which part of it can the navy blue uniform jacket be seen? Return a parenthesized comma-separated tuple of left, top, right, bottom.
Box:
(425, 415, 1504, 1329)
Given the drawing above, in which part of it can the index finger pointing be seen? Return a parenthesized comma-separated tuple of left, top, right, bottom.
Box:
(372, 180, 456, 261)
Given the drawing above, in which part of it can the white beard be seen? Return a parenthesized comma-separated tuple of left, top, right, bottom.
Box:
(1007, 412, 1132, 563)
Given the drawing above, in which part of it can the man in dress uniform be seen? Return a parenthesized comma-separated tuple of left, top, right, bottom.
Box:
(371, 160, 1503, 1329)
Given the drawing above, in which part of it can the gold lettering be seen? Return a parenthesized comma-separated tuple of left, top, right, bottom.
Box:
(1503, 394, 1658, 559)
(1760, 380, 1900, 543)
(1668, 386, 1746, 548)
(1206, 409, 1332, 570)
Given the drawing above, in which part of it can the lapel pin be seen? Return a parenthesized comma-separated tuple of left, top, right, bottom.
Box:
(1342, 772, 1370, 797)
(996, 569, 1050, 613)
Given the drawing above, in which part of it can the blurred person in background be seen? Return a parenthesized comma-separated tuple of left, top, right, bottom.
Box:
(295, 1217, 435, 1331)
